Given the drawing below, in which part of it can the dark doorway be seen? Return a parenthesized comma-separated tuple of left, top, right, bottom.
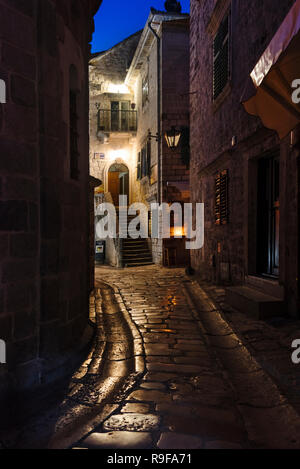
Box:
(257, 152, 280, 277)
(108, 163, 129, 206)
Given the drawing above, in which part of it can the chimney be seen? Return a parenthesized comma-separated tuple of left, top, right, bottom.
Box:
(164, 0, 182, 13)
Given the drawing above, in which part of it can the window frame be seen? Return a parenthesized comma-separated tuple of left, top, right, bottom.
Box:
(137, 140, 151, 180)
(215, 169, 229, 225)
(212, 9, 231, 103)
(142, 75, 149, 108)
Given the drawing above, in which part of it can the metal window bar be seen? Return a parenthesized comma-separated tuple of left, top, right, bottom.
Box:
(97, 109, 137, 132)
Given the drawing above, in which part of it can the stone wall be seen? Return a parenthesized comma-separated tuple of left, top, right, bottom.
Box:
(190, 0, 300, 315)
(89, 32, 141, 200)
(132, 18, 190, 264)
(0, 0, 102, 424)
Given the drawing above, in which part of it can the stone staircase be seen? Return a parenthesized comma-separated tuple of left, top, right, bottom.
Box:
(117, 210, 153, 268)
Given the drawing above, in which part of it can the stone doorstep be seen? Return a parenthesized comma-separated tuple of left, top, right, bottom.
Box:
(81, 431, 153, 450)
(225, 286, 285, 320)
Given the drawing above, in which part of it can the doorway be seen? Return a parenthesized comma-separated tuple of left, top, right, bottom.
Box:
(108, 163, 129, 206)
(257, 152, 280, 277)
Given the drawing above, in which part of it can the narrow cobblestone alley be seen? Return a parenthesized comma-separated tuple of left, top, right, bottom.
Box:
(2, 265, 300, 450)
(1, 0, 300, 455)
(72, 265, 300, 450)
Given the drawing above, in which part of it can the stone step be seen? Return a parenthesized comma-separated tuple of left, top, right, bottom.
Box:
(122, 241, 149, 246)
(124, 261, 154, 267)
(123, 256, 153, 262)
(123, 253, 152, 259)
(123, 251, 151, 256)
(225, 286, 285, 320)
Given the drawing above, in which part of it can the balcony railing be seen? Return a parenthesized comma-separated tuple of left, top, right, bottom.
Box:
(97, 109, 137, 133)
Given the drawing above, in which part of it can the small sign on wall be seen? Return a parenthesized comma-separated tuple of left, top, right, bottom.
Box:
(0, 79, 6, 104)
(94, 153, 105, 160)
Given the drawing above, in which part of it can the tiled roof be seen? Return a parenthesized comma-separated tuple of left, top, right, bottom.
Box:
(90, 31, 142, 82)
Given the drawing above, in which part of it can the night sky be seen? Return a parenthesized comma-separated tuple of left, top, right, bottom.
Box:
(92, 0, 190, 53)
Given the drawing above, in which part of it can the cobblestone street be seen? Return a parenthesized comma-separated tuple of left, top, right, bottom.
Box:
(73, 265, 300, 450)
(3, 265, 300, 449)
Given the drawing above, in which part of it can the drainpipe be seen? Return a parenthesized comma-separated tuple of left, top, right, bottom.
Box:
(148, 21, 161, 204)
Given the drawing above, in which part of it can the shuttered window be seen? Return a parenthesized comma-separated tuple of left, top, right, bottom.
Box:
(213, 13, 230, 101)
(137, 152, 141, 180)
(215, 169, 229, 225)
(147, 141, 151, 176)
(138, 142, 151, 180)
(141, 146, 147, 178)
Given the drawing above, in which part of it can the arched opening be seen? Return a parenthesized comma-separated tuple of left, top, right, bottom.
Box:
(108, 163, 129, 206)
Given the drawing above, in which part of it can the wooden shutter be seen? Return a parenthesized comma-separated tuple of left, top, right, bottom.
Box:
(147, 141, 151, 177)
(141, 146, 147, 178)
(137, 152, 141, 180)
(215, 169, 229, 225)
(213, 13, 230, 101)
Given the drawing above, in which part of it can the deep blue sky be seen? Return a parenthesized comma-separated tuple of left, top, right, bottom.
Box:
(92, 0, 190, 53)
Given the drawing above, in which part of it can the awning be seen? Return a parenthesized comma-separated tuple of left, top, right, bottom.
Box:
(242, 0, 300, 139)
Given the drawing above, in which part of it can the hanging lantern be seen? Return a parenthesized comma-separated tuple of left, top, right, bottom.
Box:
(165, 126, 182, 150)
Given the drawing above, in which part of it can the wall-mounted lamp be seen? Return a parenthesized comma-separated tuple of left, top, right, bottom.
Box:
(148, 127, 182, 150)
(165, 126, 182, 150)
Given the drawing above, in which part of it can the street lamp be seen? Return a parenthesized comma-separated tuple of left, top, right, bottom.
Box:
(164, 127, 182, 150)
(148, 127, 182, 150)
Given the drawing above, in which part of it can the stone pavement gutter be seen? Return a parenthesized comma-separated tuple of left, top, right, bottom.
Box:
(193, 279, 300, 417)
(4, 266, 300, 449)
(183, 280, 300, 449)
(2, 283, 145, 449)
(73, 266, 300, 450)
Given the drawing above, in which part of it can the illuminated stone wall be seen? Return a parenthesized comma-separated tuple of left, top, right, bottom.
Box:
(0, 0, 102, 425)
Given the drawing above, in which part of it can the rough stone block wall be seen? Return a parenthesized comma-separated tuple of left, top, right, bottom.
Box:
(190, 0, 299, 311)
(0, 0, 39, 418)
(0, 0, 101, 424)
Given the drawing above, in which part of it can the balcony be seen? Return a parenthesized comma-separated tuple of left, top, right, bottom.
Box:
(97, 109, 137, 133)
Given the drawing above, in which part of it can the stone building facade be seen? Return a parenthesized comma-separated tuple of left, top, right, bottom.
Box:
(90, 7, 190, 266)
(0, 0, 102, 425)
(89, 31, 142, 204)
(190, 0, 300, 316)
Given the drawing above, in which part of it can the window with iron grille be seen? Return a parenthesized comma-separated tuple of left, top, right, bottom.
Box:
(70, 90, 80, 179)
(215, 169, 229, 225)
(213, 12, 230, 101)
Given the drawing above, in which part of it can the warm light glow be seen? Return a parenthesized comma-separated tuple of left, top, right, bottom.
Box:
(171, 226, 185, 237)
(108, 149, 130, 161)
(165, 127, 182, 149)
(108, 83, 130, 94)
